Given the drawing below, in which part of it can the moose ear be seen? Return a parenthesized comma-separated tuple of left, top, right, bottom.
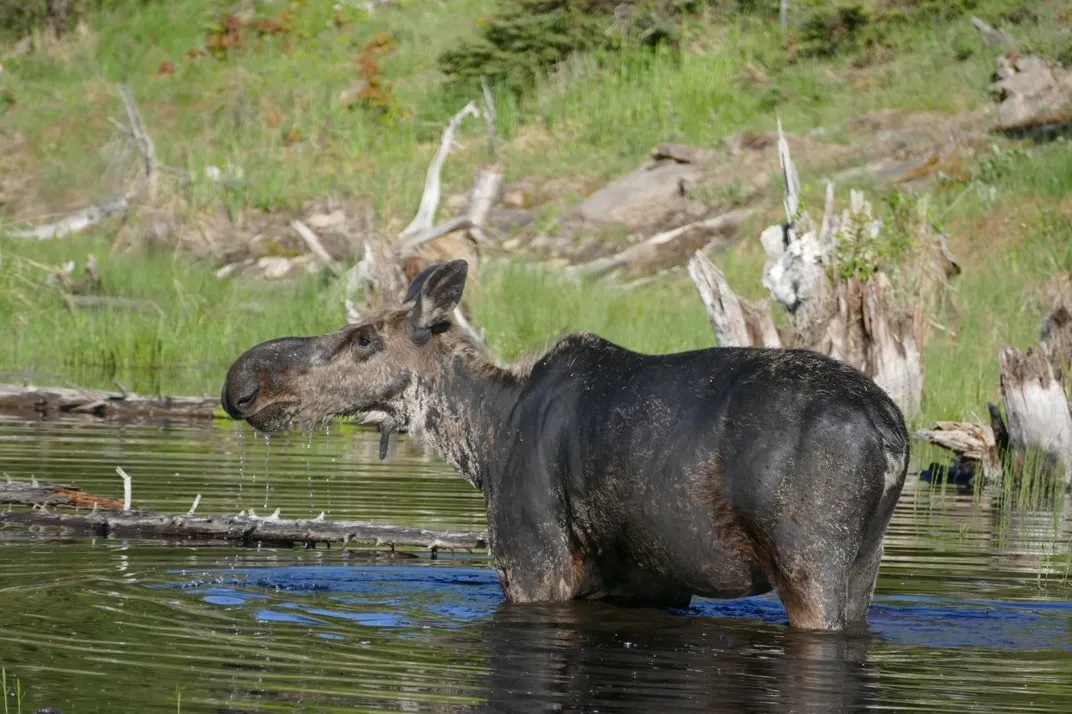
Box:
(407, 260, 469, 334)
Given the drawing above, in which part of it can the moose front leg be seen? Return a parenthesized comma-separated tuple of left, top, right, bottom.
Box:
(491, 524, 594, 603)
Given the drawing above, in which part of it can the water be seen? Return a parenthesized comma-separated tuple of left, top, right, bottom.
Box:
(2, 415, 1072, 713)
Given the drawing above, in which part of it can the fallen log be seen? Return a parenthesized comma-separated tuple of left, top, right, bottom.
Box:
(913, 411, 1003, 486)
(0, 383, 219, 422)
(563, 208, 755, 281)
(0, 478, 487, 552)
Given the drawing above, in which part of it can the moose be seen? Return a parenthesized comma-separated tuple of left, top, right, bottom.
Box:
(221, 260, 909, 631)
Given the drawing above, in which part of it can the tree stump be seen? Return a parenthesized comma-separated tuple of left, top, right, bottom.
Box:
(687, 125, 937, 419)
(998, 345, 1072, 486)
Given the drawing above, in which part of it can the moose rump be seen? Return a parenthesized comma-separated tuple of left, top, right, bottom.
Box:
(220, 259, 910, 631)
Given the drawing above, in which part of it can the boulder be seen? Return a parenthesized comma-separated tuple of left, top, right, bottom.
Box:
(572, 159, 700, 229)
(989, 52, 1072, 135)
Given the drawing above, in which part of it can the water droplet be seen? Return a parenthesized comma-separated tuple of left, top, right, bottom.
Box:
(263, 432, 272, 509)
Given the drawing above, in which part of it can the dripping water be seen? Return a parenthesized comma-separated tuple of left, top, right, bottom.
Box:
(236, 426, 246, 511)
(263, 432, 272, 509)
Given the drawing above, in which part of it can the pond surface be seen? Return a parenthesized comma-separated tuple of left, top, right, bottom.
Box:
(2, 415, 1072, 713)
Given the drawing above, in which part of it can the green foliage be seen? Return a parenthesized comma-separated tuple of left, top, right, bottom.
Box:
(793, 0, 1001, 61)
(830, 188, 920, 281)
(798, 3, 876, 60)
(438, 0, 701, 97)
(0, 0, 157, 40)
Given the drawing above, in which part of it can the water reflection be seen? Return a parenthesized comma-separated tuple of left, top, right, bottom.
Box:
(475, 601, 878, 714)
(2, 416, 1072, 713)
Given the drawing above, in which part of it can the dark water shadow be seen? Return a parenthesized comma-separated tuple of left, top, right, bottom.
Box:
(161, 562, 1072, 712)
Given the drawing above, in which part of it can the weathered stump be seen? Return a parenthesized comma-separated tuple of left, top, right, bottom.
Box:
(999, 345, 1072, 486)
(687, 125, 937, 419)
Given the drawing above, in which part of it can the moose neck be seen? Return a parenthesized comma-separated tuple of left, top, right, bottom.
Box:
(405, 349, 524, 495)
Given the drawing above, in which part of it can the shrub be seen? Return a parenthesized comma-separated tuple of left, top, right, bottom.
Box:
(0, 0, 157, 41)
(438, 0, 703, 97)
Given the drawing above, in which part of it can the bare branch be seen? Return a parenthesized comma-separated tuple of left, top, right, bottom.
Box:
(291, 219, 340, 274)
(0, 478, 487, 550)
(4, 195, 130, 240)
(480, 77, 500, 164)
(400, 101, 481, 240)
(118, 84, 158, 202)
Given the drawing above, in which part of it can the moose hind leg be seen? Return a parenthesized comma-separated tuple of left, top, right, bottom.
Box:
(845, 544, 883, 625)
(775, 561, 851, 631)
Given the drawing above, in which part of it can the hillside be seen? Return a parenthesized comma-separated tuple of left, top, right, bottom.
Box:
(0, 0, 1070, 437)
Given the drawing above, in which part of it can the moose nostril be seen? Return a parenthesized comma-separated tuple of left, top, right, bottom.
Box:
(235, 386, 259, 410)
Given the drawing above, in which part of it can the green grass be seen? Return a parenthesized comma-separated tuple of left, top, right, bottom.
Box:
(3, 132, 1069, 429)
(1, 0, 1070, 436)
(1, 667, 23, 714)
(0, 0, 1060, 222)
(0, 237, 346, 395)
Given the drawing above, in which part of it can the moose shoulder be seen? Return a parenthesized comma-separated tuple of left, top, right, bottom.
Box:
(221, 260, 909, 631)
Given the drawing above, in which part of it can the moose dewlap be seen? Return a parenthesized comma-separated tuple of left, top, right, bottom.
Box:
(221, 260, 909, 631)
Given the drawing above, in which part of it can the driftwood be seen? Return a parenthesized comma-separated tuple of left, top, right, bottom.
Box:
(0, 383, 219, 422)
(0, 479, 487, 551)
(686, 121, 937, 419)
(291, 219, 340, 275)
(5, 85, 156, 240)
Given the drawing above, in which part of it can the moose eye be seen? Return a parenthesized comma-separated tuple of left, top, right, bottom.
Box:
(357, 335, 371, 348)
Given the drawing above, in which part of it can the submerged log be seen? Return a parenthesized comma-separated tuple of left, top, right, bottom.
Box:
(999, 345, 1072, 486)
(0, 479, 487, 551)
(0, 383, 219, 422)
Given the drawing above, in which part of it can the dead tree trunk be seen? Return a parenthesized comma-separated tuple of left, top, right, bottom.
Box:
(916, 303, 1072, 490)
(687, 123, 937, 419)
(999, 345, 1072, 486)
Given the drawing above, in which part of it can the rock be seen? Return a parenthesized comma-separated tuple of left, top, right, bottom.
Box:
(444, 193, 469, 213)
(988, 52, 1072, 135)
(257, 256, 295, 280)
(306, 210, 346, 230)
(651, 142, 709, 164)
(572, 160, 701, 229)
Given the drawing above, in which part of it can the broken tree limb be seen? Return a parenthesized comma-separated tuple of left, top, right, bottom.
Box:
(4, 196, 131, 240)
(399, 100, 480, 240)
(118, 84, 159, 203)
(999, 345, 1072, 485)
(4, 85, 159, 240)
(687, 250, 781, 348)
(0, 479, 487, 551)
(563, 208, 756, 281)
(291, 219, 340, 274)
(913, 418, 1002, 485)
(0, 383, 219, 422)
